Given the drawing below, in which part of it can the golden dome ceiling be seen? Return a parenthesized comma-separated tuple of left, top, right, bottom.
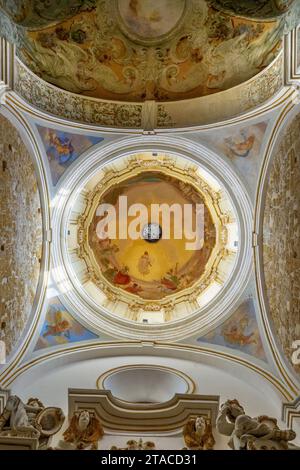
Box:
(86, 171, 216, 301)
(66, 151, 238, 324)
(0, 0, 293, 102)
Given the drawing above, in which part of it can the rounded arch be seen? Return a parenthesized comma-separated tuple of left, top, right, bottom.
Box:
(4, 342, 291, 408)
(0, 104, 51, 382)
(254, 102, 300, 396)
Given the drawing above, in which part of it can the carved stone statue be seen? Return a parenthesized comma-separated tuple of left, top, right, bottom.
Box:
(111, 438, 156, 450)
(216, 399, 299, 450)
(183, 416, 215, 450)
(0, 394, 65, 447)
(63, 410, 104, 450)
(0, 395, 41, 438)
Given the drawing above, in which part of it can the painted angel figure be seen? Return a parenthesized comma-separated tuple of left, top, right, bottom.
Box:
(43, 310, 71, 339)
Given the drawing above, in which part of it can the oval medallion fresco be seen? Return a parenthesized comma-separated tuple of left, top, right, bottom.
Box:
(117, 0, 186, 41)
(88, 171, 216, 301)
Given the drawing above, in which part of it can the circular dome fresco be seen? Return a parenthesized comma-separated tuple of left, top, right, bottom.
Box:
(87, 171, 216, 301)
(65, 151, 239, 324)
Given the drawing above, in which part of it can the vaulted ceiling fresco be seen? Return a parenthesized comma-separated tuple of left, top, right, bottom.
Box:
(68, 152, 239, 322)
(196, 298, 267, 362)
(0, 0, 295, 26)
(0, 0, 296, 102)
(0, 0, 96, 27)
(34, 297, 98, 351)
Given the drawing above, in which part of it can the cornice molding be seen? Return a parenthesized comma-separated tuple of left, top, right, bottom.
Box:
(68, 388, 219, 433)
(284, 26, 300, 84)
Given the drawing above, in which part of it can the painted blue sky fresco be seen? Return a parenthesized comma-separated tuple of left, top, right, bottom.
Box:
(197, 299, 267, 362)
(35, 298, 98, 351)
(37, 125, 104, 185)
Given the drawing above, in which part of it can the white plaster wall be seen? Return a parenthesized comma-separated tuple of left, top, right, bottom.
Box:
(11, 355, 282, 414)
(9, 354, 285, 449)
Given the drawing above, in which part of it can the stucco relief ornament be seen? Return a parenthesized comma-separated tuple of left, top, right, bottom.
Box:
(0, 0, 97, 27)
(216, 399, 300, 450)
(14, 62, 143, 128)
(111, 438, 156, 450)
(61, 410, 104, 450)
(0, 395, 65, 446)
(208, 0, 295, 18)
(183, 416, 215, 450)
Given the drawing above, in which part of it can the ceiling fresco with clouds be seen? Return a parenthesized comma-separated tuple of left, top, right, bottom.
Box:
(196, 298, 267, 362)
(34, 298, 98, 351)
(37, 125, 104, 185)
(0, 0, 295, 102)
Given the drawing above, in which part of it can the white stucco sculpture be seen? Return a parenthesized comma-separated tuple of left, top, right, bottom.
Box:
(0, 394, 65, 446)
(216, 399, 299, 450)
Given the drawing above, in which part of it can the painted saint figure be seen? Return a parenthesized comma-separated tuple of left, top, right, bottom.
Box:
(137, 251, 152, 275)
(224, 131, 255, 158)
